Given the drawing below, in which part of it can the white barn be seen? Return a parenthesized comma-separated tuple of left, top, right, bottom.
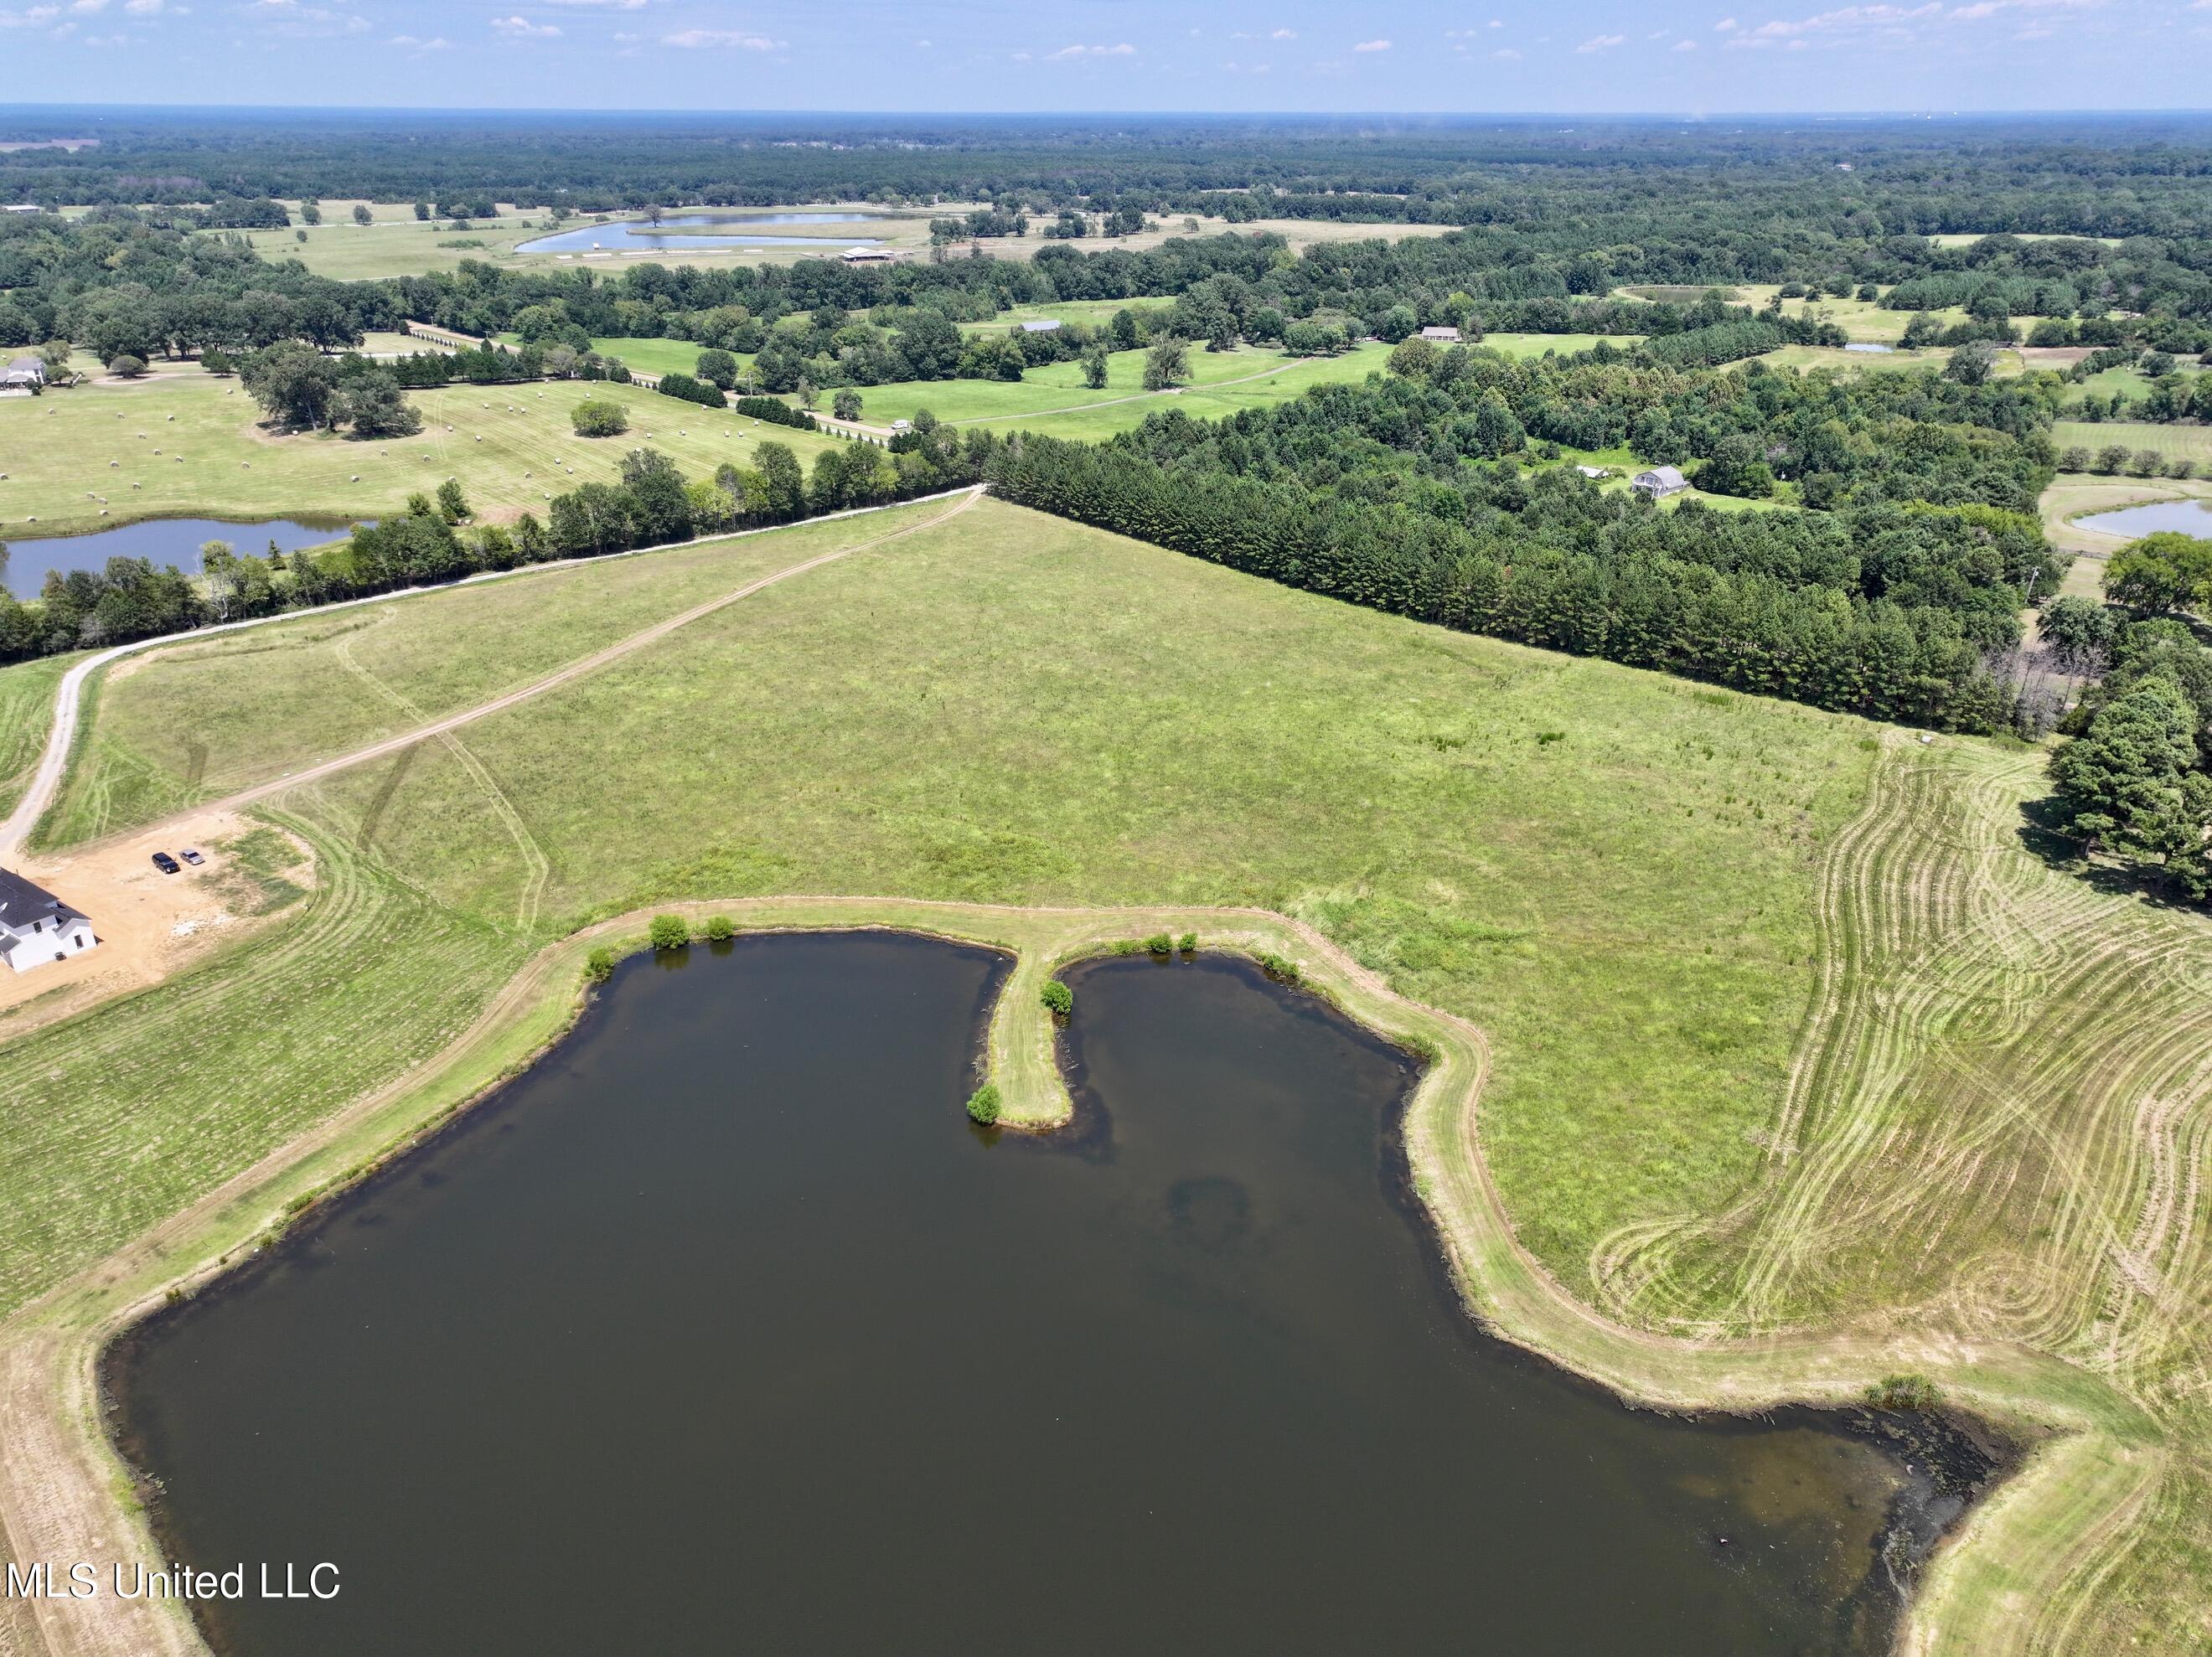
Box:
(1633, 466, 1688, 498)
(0, 869, 96, 973)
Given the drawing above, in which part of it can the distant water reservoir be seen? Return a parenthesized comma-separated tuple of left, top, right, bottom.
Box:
(108, 934, 1994, 1656)
(517, 212, 885, 254)
(1, 517, 358, 599)
(2081, 497, 2212, 539)
(1842, 342, 1897, 354)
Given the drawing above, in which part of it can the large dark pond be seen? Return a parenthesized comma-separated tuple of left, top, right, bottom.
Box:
(3, 517, 356, 597)
(110, 934, 1967, 1655)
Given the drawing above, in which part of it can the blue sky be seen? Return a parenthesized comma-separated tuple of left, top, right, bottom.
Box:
(1, 0, 2203, 111)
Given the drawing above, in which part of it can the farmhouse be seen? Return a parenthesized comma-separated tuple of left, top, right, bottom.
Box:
(840, 246, 899, 264)
(1020, 319, 1062, 333)
(1633, 466, 1689, 498)
(0, 869, 97, 973)
(1419, 326, 1462, 342)
(1, 356, 45, 392)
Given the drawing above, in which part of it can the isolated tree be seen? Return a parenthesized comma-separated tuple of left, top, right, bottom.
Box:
(1946, 339, 1998, 385)
(351, 204, 373, 227)
(240, 339, 339, 429)
(2106, 533, 2212, 616)
(336, 369, 421, 437)
(1081, 342, 1109, 390)
(1387, 335, 1439, 380)
(200, 540, 238, 623)
(436, 478, 470, 524)
(795, 375, 819, 410)
(1142, 335, 1189, 391)
(832, 388, 862, 421)
(1109, 308, 1139, 351)
(413, 201, 430, 220)
(695, 348, 737, 390)
(106, 354, 147, 378)
(570, 398, 630, 437)
(37, 339, 71, 375)
(300, 201, 322, 225)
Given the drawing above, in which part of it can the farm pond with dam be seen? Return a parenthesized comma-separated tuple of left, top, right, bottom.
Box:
(107, 932, 2000, 1655)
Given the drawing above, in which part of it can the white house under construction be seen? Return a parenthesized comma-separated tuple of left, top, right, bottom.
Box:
(0, 868, 97, 973)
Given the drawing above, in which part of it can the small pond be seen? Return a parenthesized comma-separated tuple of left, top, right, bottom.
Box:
(2080, 497, 2212, 539)
(517, 212, 885, 255)
(2, 517, 358, 598)
(108, 934, 1996, 1655)
(1842, 343, 1896, 354)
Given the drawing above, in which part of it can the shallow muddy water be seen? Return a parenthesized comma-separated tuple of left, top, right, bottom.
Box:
(110, 936, 1974, 1655)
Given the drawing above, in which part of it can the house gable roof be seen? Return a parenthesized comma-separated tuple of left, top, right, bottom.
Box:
(0, 867, 87, 930)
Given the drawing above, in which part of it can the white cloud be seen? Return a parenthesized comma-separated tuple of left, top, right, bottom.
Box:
(1491, 44, 1521, 57)
(1042, 40, 1134, 57)
(1673, 35, 1698, 46)
(1715, 14, 1739, 27)
(388, 30, 447, 47)
(1577, 31, 1626, 48)
(68, 0, 106, 13)
(1271, 24, 1295, 37)
(1724, 2, 1941, 47)
(124, 0, 169, 13)
(1352, 35, 1390, 49)
(661, 26, 779, 46)
(490, 13, 560, 34)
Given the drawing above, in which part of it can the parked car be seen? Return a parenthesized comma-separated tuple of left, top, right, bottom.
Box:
(151, 851, 181, 875)
(180, 847, 205, 866)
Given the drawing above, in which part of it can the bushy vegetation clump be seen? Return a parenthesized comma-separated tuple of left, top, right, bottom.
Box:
(1040, 979, 1072, 1017)
(583, 945, 615, 983)
(647, 913, 690, 950)
(964, 1082, 1002, 1125)
(571, 398, 630, 437)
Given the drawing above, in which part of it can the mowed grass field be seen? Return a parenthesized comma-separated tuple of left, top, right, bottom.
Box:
(0, 374, 839, 539)
(845, 343, 1388, 438)
(0, 654, 70, 818)
(11, 495, 2212, 1645)
(2054, 420, 2212, 464)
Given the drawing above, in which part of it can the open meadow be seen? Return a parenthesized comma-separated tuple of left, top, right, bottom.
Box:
(3, 495, 2209, 1649)
(0, 374, 838, 539)
(2054, 420, 2212, 466)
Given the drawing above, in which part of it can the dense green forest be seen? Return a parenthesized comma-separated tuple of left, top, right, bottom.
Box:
(8, 110, 2212, 240)
(991, 355, 2056, 733)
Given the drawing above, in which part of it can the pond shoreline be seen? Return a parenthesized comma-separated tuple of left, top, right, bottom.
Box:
(0, 893, 2146, 1657)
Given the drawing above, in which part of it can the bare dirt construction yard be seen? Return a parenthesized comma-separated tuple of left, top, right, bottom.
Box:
(0, 814, 313, 1039)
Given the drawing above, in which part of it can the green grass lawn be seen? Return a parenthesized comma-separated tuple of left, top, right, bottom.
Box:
(2053, 421, 2212, 464)
(835, 344, 1387, 436)
(18, 495, 2212, 1648)
(491, 335, 751, 379)
(0, 374, 839, 539)
(42, 494, 1878, 1314)
(0, 653, 71, 819)
(1477, 332, 1644, 359)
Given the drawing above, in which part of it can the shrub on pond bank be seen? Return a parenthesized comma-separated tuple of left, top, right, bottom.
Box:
(648, 914, 690, 950)
(965, 1082, 1002, 1125)
(1255, 951, 1301, 984)
(1144, 932, 1174, 958)
(1864, 1372, 1941, 1412)
(1177, 932, 1197, 956)
(1041, 979, 1072, 1017)
(584, 945, 615, 983)
(705, 915, 735, 942)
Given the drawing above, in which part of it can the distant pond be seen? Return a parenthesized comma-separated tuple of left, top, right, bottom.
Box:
(108, 933, 1998, 1656)
(1842, 343, 1897, 354)
(2, 517, 359, 598)
(2081, 497, 2212, 539)
(516, 212, 885, 254)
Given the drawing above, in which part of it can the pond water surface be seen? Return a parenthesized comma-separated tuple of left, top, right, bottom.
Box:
(2082, 497, 2212, 539)
(109, 935, 1985, 1656)
(3, 517, 356, 598)
(517, 212, 884, 254)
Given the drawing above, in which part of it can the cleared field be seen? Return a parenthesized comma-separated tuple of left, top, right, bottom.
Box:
(2053, 421, 2212, 464)
(0, 374, 838, 539)
(1479, 332, 1642, 359)
(1758, 343, 1956, 374)
(841, 343, 1388, 437)
(8, 496, 2212, 1648)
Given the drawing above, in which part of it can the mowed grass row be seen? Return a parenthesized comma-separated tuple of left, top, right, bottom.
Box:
(0, 374, 840, 539)
(41, 500, 958, 848)
(2053, 420, 2212, 464)
(0, 807, 527, 1317)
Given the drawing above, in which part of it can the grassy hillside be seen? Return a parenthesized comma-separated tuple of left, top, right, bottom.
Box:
(0, 374, 838, 539)
(2054, 420, 2212, 466)
(0, 654, 72, 819)
(12, 497, 2212, 1648)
